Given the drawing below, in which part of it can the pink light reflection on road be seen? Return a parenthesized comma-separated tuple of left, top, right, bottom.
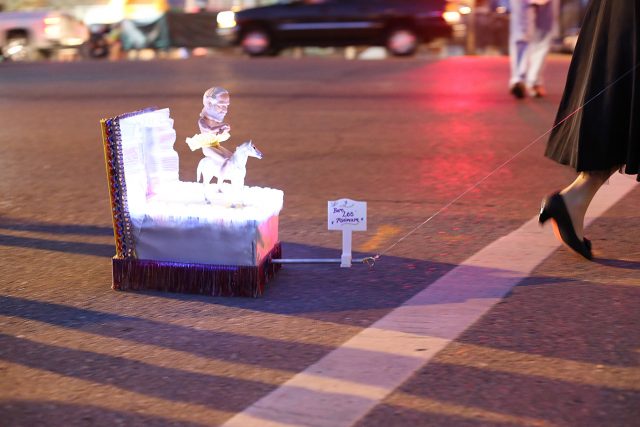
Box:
(410, 57, 510, 199)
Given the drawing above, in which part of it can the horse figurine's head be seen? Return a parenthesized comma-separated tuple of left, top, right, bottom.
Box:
(238, 140, 263, 160)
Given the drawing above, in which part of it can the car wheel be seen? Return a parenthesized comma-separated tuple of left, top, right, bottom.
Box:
(386, 27, 418, 57)
(241, 28, 274, 57)
(3, 36, 33, 61)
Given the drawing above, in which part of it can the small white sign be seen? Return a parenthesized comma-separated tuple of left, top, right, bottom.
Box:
(328, 199, 367, 231)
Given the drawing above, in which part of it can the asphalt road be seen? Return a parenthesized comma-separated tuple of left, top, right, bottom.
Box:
(0, 55, 638, 426)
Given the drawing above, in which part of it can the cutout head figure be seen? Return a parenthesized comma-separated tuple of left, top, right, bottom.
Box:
(199, 87, 231, 135)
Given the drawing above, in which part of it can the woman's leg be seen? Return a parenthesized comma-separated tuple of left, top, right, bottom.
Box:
(559, 169, 617, 240)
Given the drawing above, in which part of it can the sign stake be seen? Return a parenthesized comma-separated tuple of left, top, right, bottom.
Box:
(341, 229, 353, 267)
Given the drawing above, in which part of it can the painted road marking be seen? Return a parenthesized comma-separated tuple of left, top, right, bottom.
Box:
(358, 224, 402, 252)
(223, 174, 637, 427)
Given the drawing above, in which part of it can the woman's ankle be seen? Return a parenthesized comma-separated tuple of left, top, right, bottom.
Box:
(559, 188, 588, 238)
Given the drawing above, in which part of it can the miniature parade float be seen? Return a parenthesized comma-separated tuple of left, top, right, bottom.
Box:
(101, 87, 283, 297)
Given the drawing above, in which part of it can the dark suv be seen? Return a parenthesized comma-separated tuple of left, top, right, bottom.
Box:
(216, 0, 454, 57)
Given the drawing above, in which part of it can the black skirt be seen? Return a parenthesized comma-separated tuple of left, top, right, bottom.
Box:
(545, 0, 639, 181)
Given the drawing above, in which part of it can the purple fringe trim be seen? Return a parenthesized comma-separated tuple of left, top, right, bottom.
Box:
(112, 242, 282, 298)
(101, 108, 156, 258)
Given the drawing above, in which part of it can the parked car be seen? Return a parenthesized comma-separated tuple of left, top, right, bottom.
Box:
(217, 0, 455, 57)
(0, 9, 89, 61)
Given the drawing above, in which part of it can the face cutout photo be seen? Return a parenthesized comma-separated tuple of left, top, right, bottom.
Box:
(202, 87, 230, 123)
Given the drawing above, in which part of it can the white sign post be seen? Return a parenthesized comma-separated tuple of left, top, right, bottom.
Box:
(328, 199, 367, 267)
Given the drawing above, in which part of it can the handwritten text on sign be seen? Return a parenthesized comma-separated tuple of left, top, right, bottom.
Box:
(328, 199, 367, 231)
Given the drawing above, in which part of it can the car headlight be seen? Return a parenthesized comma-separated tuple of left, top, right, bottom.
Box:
(442, 11, 461, 24)
(217, 11, 236, 29)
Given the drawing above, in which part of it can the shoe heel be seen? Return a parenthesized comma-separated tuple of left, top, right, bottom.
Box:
(539, 207, 551, 224)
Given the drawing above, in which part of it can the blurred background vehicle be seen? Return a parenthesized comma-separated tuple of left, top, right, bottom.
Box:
(216, 0, 456, 57)
(0, 8, 88, 60)
(0, 0, 587, 61)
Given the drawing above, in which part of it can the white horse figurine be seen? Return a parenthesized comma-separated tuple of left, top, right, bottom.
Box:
(197, 140, 263, 195)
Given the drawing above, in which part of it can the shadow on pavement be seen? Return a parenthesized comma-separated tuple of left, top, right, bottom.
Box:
(594, 258, 640, 270)
(0, 294, 336, 373)
(0, 332, 275, 412)
(0, 216, 114, 257)
(148, 241, 457, 317)
(0, 400, 205, 427)
(0, 234, 113, 258)
(0, 216, 112, 236)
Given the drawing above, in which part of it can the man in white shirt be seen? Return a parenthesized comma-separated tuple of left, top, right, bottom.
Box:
(508, 0, 558, 98)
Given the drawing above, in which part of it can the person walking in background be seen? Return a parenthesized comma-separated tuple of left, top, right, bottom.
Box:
(539, 0, 638, 259)
(508, 0, 558, 98)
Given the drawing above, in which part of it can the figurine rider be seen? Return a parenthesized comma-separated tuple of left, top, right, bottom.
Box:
(186, 86, 233, 158)
(191, 87, 263, 198)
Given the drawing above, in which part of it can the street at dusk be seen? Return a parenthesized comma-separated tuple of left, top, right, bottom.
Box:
(1, 54, 639, 426)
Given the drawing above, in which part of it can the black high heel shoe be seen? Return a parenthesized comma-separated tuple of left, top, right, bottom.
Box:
(539, 193, 593, 260)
